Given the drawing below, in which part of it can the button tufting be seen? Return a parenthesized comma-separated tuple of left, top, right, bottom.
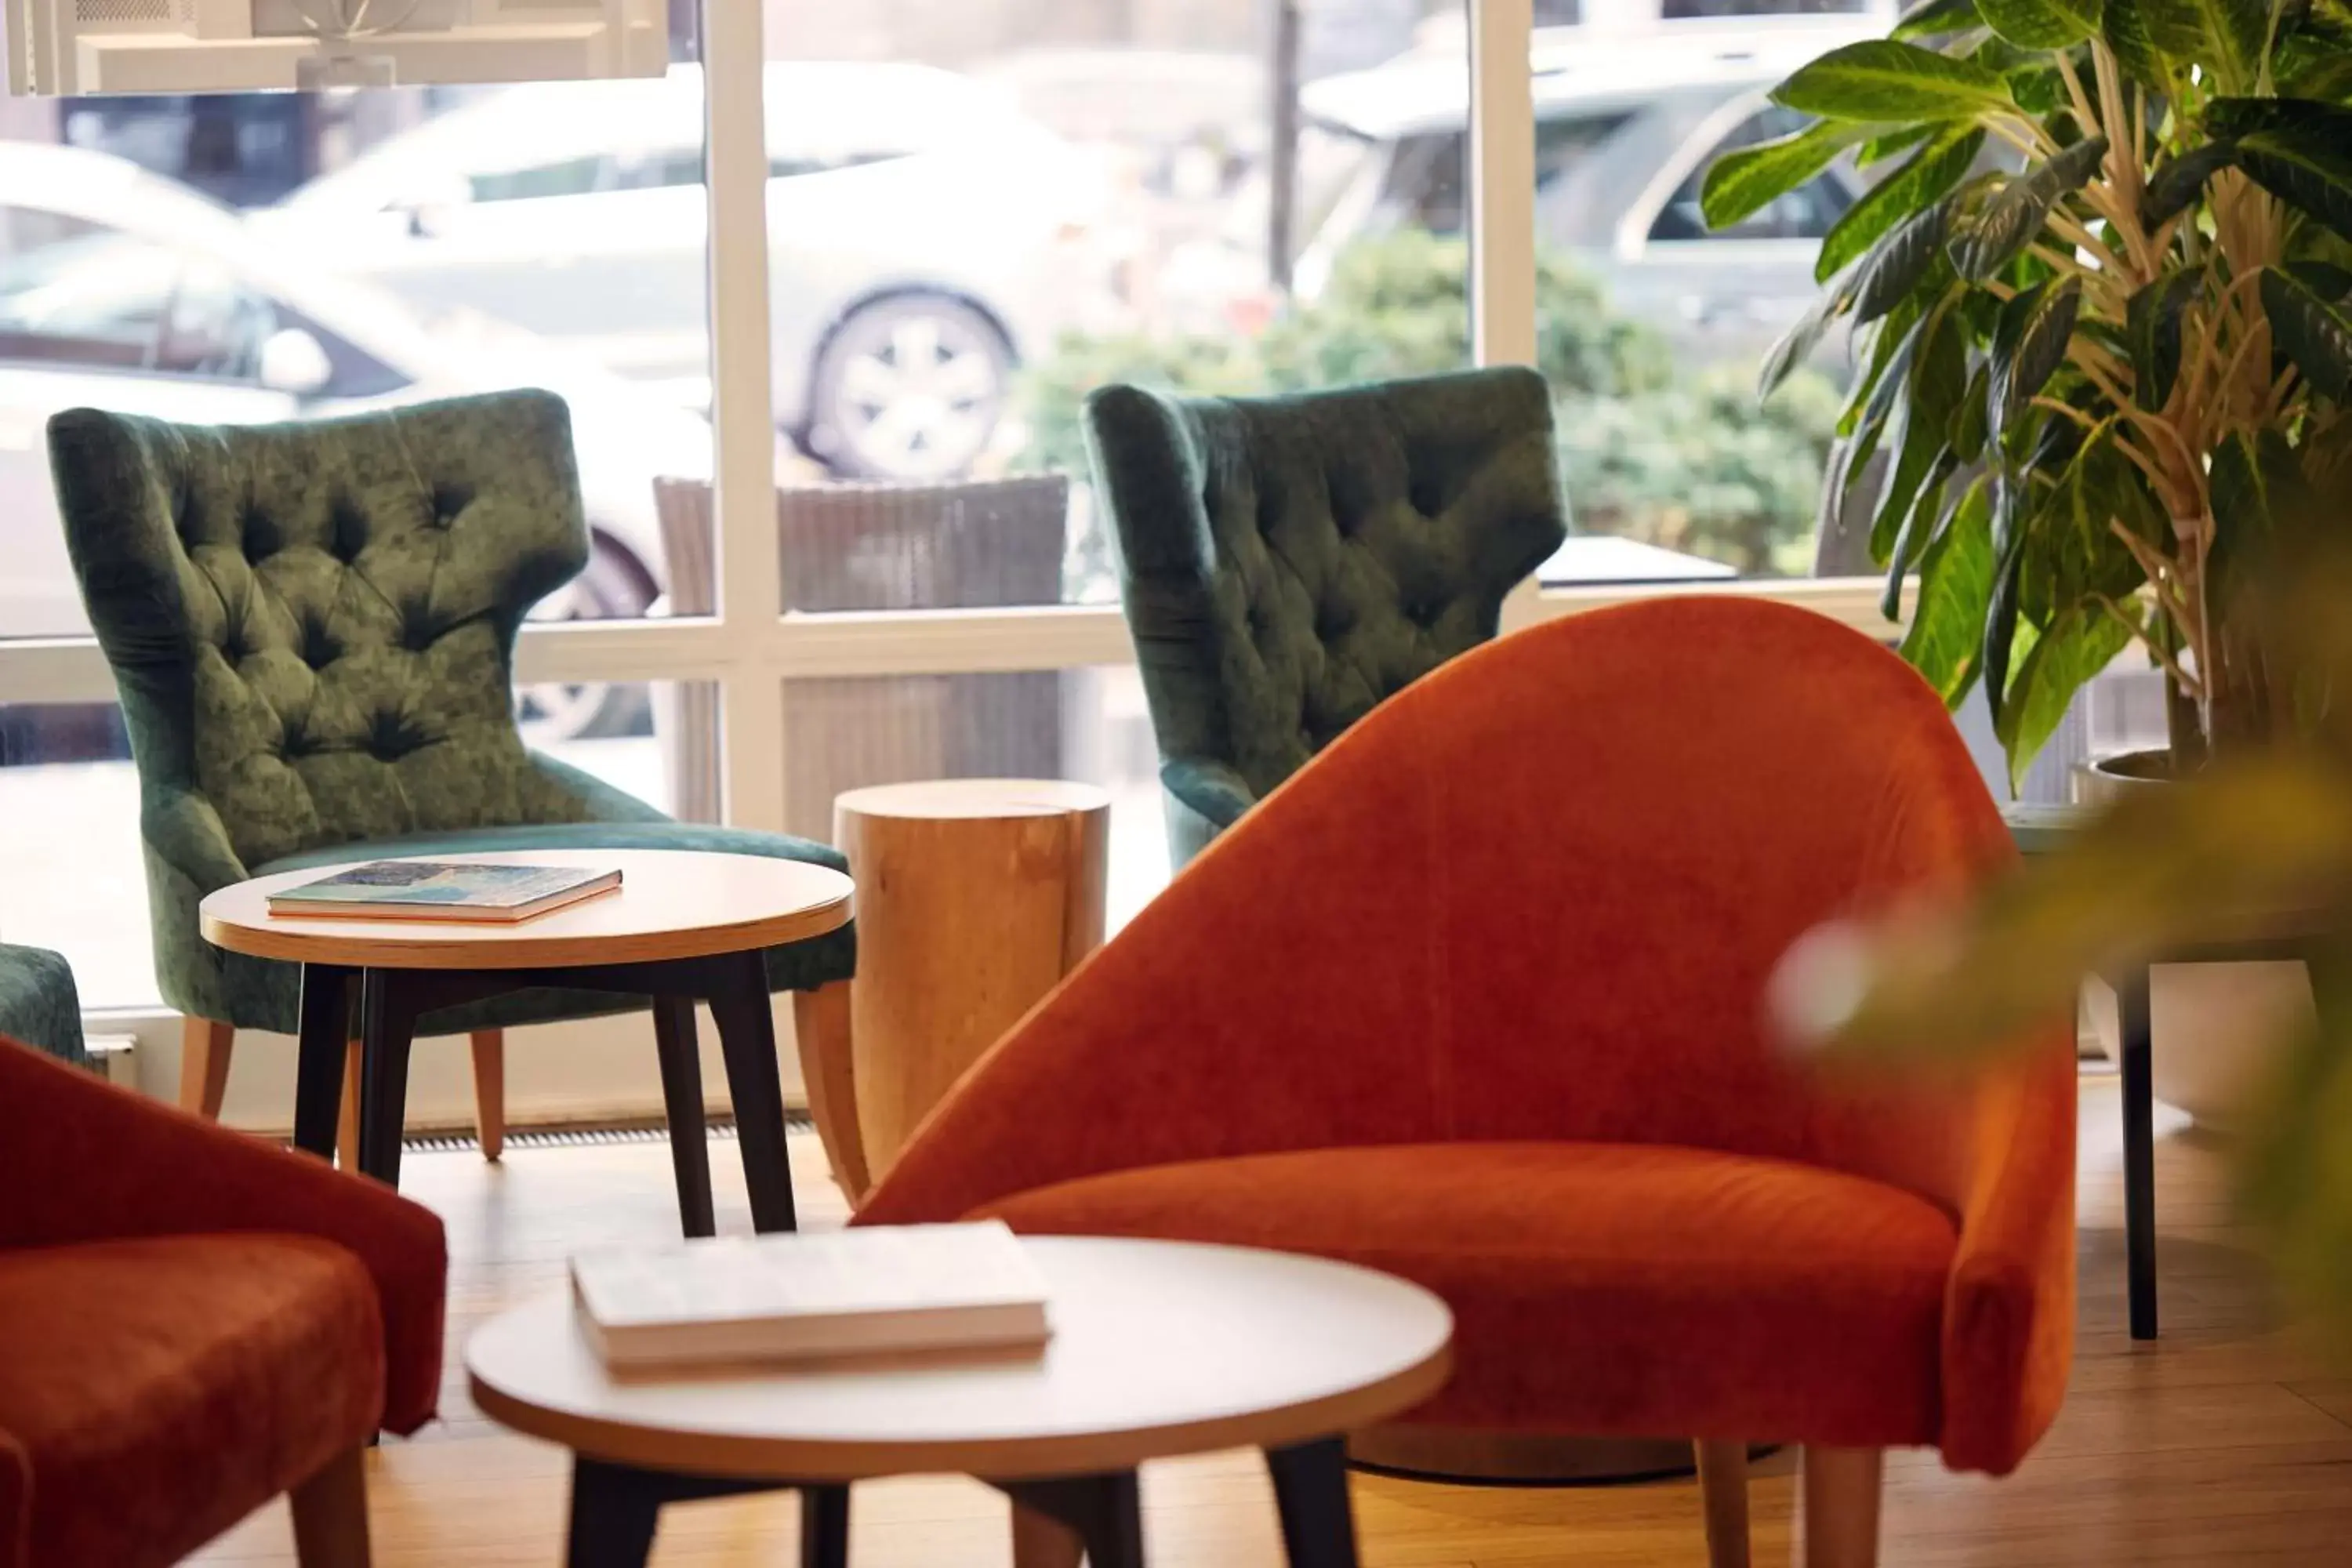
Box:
(430, 481, 474, 525)
(220, 628, 247, 664)
(399, 603, 437, 653)
(328, 496, 368, 564)
(239, 504, 280, 563)
(299, 619, 340, 670)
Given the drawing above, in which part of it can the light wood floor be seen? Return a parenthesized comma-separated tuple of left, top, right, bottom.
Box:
(190, 1076, 2352, 1566)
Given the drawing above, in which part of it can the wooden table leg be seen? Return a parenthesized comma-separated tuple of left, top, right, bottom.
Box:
(708, 950, 800, 1233)
(799, 1484, 850, 1568)
(564, 1458, 661, 1568)
(291, 963, 352, 1163)
(1267, 1438, 1359, 1568)
(357, 969, 420, 1192)
(995, 1472, 1145, 1568)
(651, 994, 716, 1239)
(2117, 963, 2158, 1340)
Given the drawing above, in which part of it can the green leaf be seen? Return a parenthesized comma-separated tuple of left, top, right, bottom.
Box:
(2281, 48, 2352, 101)
(1857, 123, 1941, 166)
(1989, 276, 2085, 431)
(2264, 264, 2352, 400)
(1952, 361, 1993, 460)
(1771, 40, 2014, 122)
(1997, 604, 2136, 789)
(2206, 98, 2352, 245)
(1895, 0, 1987, 35)
(1983, 468, 2034, 703)
(2043, 426, 2161, 608)
(1814, 126, 1984, 281)
(1854, 200, 1960, 321)
(2125, 270, 2201, 410)
(2141, 141, 2241, 227)
(1881, 446, 1962, 617)
(2005, 64, 2072, 114)
(2291, 260, 2352, 299)
(1759, 272, 1856, 400)
(1703, 119, 1877, 230)
(1901, 474, 1997, 704)
(1980, 0, 2102, 49)
(1950, 134, 2110, 279)
(2102, 0, 2170, 85)
(2209, 427, 2314, 601)
(2139, 0, 2269, 93)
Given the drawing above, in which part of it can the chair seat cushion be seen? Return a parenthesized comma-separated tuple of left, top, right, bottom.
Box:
(245, 821, 857, 1033)
(976, 1142, 1958, 1446)
(0, 1234, 385, 1568)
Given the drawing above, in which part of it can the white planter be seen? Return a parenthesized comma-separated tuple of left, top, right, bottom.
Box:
(2076, 753, 2315, 1131)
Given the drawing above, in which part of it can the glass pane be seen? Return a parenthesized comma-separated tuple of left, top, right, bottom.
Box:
(1, 14, 713, 678)
(0, 702, 154, 1007)
(1523, 17, 1888, 584)
(762, 2, 1471, 612)
(0, 684, 681, 1010)
(781, 667, 1169, 931)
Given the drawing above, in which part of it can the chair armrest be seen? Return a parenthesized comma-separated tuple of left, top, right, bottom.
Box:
(532, 750, 671, 825)
(0, 1041, 448, 1434)
(142, 786, 250, 895)
(1937, 1033, 2077, 1475)
(1160, 757, 1258, 831)
(0, 945, 84, 1067)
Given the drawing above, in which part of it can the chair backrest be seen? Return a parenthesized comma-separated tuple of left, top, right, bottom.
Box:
(1085, 367, 1567, 829)
(50, 390, 595, 874)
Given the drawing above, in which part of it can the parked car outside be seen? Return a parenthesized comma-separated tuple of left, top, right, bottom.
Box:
(260, 61, 1119, 482)
(1292, 17, 1886, 364)
(0, 140, 717, 740)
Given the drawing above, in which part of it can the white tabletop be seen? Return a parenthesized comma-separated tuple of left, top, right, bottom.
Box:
(200, 848, 853, 971)
(466, 1236, 1454, 1482)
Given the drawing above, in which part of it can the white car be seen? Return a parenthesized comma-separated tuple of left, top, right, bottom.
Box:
(263, 61, 1115, 481)
(0, 140, 714, 738)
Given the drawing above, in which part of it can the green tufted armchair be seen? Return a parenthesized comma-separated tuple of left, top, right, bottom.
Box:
(1084, 366, 1570, 867)
(0, 942, 86, 1068)
(49, 390, 860, 1181)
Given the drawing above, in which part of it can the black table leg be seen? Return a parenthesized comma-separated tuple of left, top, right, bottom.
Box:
(708, 949, 799, 1233)
(2118, 963, 2158, 1341)
(652, 993, 716, 1238)
(565, 1457, 662, 1568)
(800, 1483, 850, 1568)
(1266, 1439, 1359, 1568)
(358, 968, 420, 1192)
(996, 1472, 1145, 1568)
(291, 961, 352, 1163)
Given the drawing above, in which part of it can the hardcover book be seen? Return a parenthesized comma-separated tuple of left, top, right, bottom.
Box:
(267, 860, 622, 923)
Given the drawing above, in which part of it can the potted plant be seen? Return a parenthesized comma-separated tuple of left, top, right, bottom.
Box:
(1706, 0, 2352, 1121)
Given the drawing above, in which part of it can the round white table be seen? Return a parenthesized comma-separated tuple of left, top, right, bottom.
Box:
(467, 1235, 1454, 1567)
(201, 848, 852, 1233)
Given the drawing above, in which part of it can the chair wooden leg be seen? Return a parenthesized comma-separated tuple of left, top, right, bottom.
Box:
(792, 982, 869, 1201)
(1802, 1446, 1882, 1568)
(289, 1444, 371, 1568)
(338, 1041, 362, 1174)
(470, 1029, 506, 1162)
(1695, 1440, 1750, 1568)
(1009, 1501, 1084, 1568)
(178, 1017, 234, 1118)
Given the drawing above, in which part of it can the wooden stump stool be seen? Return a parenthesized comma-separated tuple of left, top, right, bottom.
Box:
(833, 779, 1111, 1190)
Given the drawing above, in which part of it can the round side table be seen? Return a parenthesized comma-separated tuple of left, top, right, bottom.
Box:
(200, 848, 852, 1236)
(467, 1235, 1454, 1568)
(833, 779, 1110, 1192)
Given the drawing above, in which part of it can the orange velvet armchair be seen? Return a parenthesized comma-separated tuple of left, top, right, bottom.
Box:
(858, 598, 2076, 1566)
(0, 1036, 447, 1568)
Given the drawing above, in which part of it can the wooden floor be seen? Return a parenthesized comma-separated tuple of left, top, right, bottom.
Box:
(191, 1076, 2352, 1566)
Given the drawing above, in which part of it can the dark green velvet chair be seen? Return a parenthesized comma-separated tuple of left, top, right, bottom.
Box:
(0, 942, 86, 1069)
(1084, 366, 1569, 866)
(49, 390, 858, 1177)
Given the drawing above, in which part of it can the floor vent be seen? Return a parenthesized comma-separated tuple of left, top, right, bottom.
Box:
(404, 1111, 812, 1156)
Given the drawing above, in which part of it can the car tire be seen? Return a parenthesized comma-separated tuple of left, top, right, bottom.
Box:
(517, 532, 655, 746)
(805, 292, 1013, 482)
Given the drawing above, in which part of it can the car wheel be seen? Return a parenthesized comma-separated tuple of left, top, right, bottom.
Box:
(517, 533, 654, 746)
(807, 293, 1012, 481)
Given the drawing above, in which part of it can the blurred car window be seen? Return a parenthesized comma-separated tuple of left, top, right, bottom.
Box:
(1648, 105, 1851, 242)
(1374, 112, 1635, 238)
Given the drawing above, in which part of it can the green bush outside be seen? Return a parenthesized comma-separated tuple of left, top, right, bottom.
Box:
(1015, 231, 1839, 587)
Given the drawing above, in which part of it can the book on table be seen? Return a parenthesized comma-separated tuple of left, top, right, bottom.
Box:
(266, 860, 622, 923)
(569, 1220, 1053, 1371)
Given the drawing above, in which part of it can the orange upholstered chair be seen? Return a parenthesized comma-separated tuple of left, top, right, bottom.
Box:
(858, 598, 2076, 1566)
(0, 1036, 447, 1568)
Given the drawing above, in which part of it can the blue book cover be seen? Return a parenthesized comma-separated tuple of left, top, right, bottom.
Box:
(268, 861, 621, 921)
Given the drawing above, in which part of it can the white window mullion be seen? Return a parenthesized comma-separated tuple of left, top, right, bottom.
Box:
(1469, 0, 1544, 635)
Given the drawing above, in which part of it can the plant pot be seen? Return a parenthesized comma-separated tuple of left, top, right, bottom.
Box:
(2075, 751, 2315, 1132)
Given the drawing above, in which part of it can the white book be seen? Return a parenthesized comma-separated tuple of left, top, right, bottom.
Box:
(568, 1220, 1052, 1371)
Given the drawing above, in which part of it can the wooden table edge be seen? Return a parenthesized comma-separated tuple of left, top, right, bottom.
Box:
(466, 1342, 1454, 1484)
(198, 891, 851, 970)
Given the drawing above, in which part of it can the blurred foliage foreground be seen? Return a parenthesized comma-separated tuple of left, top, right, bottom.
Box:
(1017, 232, 1844, 580)
(1780, 532, 2352, 1342)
